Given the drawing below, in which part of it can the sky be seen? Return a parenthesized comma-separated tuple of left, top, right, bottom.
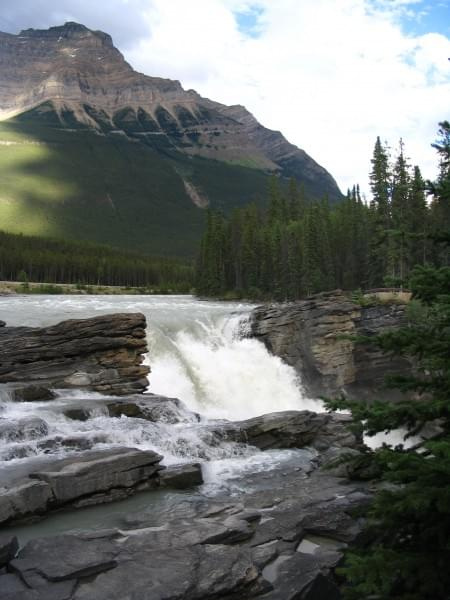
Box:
(0, 0, 449, 197)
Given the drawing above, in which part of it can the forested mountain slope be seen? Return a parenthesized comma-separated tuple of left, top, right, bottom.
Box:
(0, 22, 342, 256)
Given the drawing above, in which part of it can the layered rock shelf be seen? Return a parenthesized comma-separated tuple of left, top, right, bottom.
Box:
(250, 290, 411, 399)
(0, 308, 376, 598)
(0, 312, 150, 395)
(1, 461, 372, 600)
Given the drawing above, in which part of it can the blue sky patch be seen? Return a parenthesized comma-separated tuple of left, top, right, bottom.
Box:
(399, 1, 450, 37)
(234, 5, 265, 38)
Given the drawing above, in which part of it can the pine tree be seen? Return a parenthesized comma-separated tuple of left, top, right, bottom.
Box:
(429, 121, 450, 266)
(408, 165, 428, 268)
(369, 136, 392, 285)
(326, 122, 450, 600)
(389, 139, 411, 284)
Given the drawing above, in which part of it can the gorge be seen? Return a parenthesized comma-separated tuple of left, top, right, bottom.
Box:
(0, 293, 408, 599)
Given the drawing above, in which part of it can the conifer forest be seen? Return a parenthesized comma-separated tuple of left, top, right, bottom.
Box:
(196, 123, 450, 299)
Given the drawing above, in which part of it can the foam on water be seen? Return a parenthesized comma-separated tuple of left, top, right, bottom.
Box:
(0, 295, 322, 488)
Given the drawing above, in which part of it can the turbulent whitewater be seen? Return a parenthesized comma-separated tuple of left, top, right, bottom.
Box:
(0, 295, 321, 492)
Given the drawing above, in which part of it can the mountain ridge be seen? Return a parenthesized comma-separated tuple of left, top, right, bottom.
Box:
(0, 22, 342, 256)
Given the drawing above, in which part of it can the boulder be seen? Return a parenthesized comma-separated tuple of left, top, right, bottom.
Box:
(0, 448, 163, 524)
(159, 462, 203, 489)
(0, 313, 150, 395)
(227, 410, 360, 452)
(0, 480, 53, 525)
(11, 385, 56, 402)
(62, 408, 91, 421)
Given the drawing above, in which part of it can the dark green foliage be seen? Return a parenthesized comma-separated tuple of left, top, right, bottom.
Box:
(0, 230, 193, 290)
(325, 122, 450, 600)
(0, 109, 270, 258)
(196, 178, 373, 299)
(196, 130, 448, 300)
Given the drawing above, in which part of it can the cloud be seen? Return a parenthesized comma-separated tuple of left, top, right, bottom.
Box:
(125, 0, 450, 193)
(1, 0, 449, 195)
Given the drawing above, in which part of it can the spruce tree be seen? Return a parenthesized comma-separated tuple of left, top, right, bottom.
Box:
(326, 122, 450, 600)
(369, 136, 392, 285)
(389, 139, 411, 283)
(408, 165, 428, 268)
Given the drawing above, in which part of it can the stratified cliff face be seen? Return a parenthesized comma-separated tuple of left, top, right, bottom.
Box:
(0, 312, 149, 395)
(250, 291, 412, 400)
(0, 22, 341, 202)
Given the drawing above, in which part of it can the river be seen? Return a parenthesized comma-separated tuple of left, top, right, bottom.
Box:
(0, 295, 323, 542)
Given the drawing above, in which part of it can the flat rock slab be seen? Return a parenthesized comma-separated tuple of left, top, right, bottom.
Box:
(0, 448, 163, 524)
(11, 534, 118, 582)
(30, 448, 163, 504)
(2, 463, 372, 599)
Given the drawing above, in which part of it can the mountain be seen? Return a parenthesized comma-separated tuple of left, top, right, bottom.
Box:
(0, 22, 342, 256)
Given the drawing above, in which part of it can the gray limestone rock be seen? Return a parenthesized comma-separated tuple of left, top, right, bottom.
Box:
(10, 385, 56, 402)
(0, 535, 19, 566)
(227, 410, 360, 452)
(0, 313, 149, 395)
(159, 462, 203, 489)
(0, 480, 52, 525)
(30, 448, 162, 504)
(250, 290, 411, 399)
(106, 394, 199, 423)
(10, 535, 117, 582)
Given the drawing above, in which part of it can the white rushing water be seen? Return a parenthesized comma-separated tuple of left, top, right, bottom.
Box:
(0, 295, 321, 491)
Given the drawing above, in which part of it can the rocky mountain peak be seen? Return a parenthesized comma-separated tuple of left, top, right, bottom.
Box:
(0, 22, 342, 202)
(19, 21, 113, 46)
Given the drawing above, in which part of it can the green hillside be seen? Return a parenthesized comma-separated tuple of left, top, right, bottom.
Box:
(0, 108, 270, 257)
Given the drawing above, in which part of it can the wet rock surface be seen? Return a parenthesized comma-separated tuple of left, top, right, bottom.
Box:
(228, 410, 360, 452)
(0, 449, 163, 525)
(106, 393, 200, 423)
(0, 535, 18, 567)
(0, 464, 371, 599)
(0, 313, 149, 395)
(0, 386, 369, 598)
(160, 462, 204, 489)
(0, 307, 375, 598)
(250, 290, 411, 399)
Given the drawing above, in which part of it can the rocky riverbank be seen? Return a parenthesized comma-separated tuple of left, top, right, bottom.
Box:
(0, 310, 374, 599)
(250, 290, 411, 400)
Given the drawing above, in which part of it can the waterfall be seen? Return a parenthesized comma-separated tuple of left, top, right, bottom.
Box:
(0, 295, 321, 487)
(146, 311, 320, 420)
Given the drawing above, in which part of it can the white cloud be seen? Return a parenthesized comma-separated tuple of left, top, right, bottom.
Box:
(2, 0, 449, 195)
(121, 0, 450, 195)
